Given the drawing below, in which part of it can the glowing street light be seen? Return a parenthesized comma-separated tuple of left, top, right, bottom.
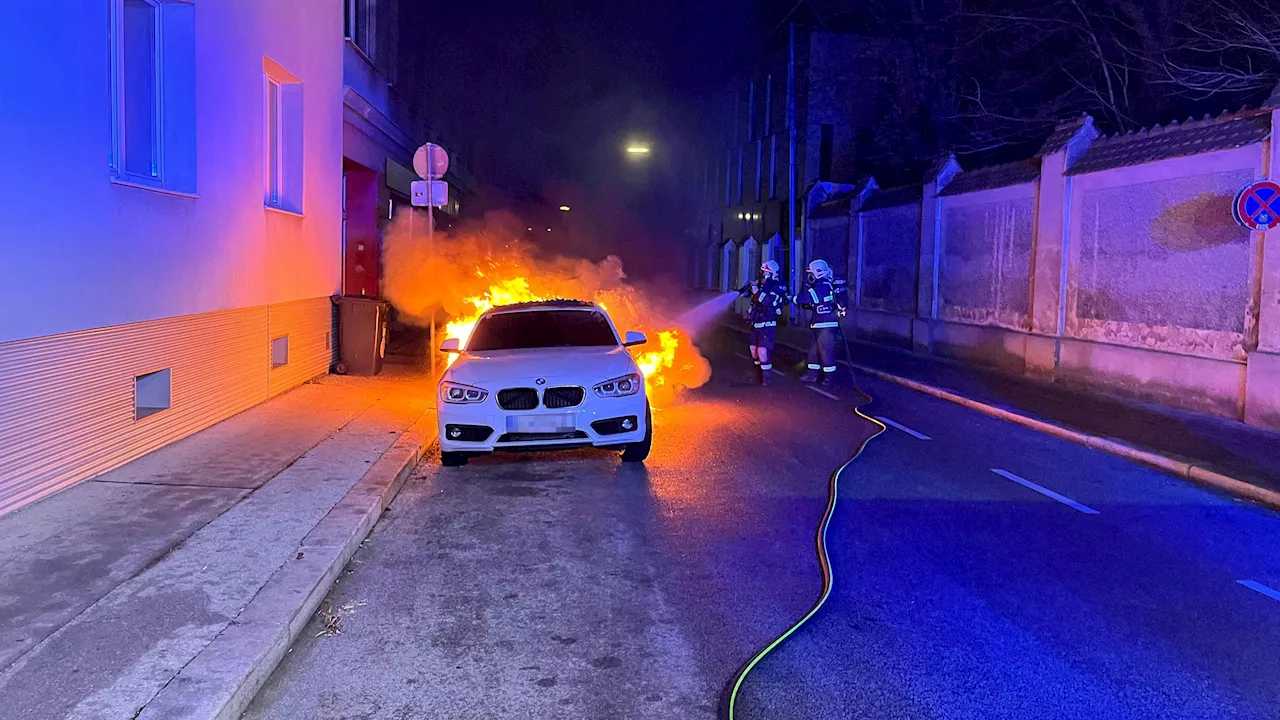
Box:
(559, 205, 571, 212)
(625, 144, 651, 156)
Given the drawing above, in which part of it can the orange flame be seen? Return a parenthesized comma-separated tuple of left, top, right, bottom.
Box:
(441, 281, 700, 405)
(381, 211, 711, 407)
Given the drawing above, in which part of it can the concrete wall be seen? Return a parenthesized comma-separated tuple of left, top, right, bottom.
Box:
(810, 216, 851, 278)
(1067, 149, 1259, 362)
(938, 184, 1037, 331)
(810, 117, 1280, 431)
(858, 204, 920, 316)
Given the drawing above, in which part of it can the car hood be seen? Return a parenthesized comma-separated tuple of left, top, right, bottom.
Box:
(445, 346, 640, 386)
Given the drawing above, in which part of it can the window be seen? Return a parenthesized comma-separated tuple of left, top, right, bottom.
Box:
(736, 147, 744, 204)
(345, 0, 375, 60)
(264, 58, 304, 213)
(755, 138, 763, 201)
(266, 79, 281, 204)
(135, 368, 172, 420)
(769, 134, 778, 199)
(109, 0, 196, 193)
(819, 124, 834, 182)
(724, 150, 732, 208)
(467, 311, 619, 351)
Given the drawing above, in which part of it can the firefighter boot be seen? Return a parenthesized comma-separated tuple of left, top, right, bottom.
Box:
(801, 368, 820, 383)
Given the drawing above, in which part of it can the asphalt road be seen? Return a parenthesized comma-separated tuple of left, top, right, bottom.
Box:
(245, 333, 1280, 719)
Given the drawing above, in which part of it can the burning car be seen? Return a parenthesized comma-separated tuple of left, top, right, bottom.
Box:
(436, 299, 653, 467)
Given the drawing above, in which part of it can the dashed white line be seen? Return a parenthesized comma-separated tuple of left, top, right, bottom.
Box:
(990, 469, 1099, 515)
(1239, 580, 1280, 602)
(771, 369, 786, 377)
(736, 353, 753, 360)
(806, 385, 840, 401)
(875, 416, 931, 440)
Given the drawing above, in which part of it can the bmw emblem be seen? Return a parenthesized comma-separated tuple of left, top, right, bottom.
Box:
(535, 378, 546, 385)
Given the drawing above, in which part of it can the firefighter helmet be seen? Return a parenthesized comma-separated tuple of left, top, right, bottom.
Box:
(806, 259, 833, 281)
(760, 259, 780, 279)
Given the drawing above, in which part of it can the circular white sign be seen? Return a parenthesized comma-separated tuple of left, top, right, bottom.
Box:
(413, 143, 449, 180)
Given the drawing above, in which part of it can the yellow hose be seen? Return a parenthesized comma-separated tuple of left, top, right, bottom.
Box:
(726, 396, 887, 718)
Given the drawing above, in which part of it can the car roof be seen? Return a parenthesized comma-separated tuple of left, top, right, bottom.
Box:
(483, 299, 601, 315)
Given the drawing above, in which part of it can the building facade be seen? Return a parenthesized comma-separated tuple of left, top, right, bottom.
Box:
(689, 27, 889, 304)
(340, 0, 476, 299)
(0, 1, 467, 516)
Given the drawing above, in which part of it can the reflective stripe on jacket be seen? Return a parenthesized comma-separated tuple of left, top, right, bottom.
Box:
(749, 277, 786, 324)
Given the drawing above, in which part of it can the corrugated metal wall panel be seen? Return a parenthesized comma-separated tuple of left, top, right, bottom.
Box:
(0, 306, 277, 515)
(267, 297, 333, 397)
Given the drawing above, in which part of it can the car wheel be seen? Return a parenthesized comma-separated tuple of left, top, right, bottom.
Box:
(620, 405, 653, 463)
(441, 451, 469, 467)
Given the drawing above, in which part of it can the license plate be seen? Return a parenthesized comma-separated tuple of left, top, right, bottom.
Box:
(506, 413, 575, 433)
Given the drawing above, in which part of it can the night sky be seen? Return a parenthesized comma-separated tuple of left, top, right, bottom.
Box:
(423, 0, 758, 196)
(418, 0, 776, 270)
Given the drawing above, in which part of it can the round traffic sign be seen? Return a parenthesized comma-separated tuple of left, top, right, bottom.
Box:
(1233, 180, 1280, 231)
(413, 143, 449, 180)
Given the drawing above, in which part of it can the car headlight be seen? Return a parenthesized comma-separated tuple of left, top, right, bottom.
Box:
(440, 381, 488, 404)
(593, 373, 642, 398)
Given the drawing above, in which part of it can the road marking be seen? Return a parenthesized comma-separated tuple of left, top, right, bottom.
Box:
(736, 353, 753, 360)
(1239, 580, 1280, 602)
(875, 416, 931, 440)
(771, 369, 786, 377)
(990, 469, 1099, 515)
(806, 386, 840, 401)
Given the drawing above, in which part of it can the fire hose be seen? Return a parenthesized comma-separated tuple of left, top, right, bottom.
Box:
(723, 380, 886, 718)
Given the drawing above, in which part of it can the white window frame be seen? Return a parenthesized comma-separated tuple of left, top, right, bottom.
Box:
(345, 0, 376, 62)
(109, 0, 164, 185)
(264, 76, 284, 208)
(263, 58, 304, 214)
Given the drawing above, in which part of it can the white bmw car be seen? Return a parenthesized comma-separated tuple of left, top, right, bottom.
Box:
(436, 300, 652, 467)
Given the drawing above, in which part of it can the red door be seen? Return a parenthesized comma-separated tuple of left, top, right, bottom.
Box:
(342, 167, 380, 297)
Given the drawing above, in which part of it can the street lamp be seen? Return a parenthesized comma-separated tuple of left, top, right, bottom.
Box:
(625, 144, 651, 156)
(559, 205, 571, 212)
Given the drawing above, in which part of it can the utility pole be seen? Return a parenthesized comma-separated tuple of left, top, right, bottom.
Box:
(412, 142, 450, 378)
(787, 23, 798, 309)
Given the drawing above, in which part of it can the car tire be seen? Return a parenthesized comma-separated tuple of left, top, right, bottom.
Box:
(620, 405, 653, 463)
(441, 451, 469, 467)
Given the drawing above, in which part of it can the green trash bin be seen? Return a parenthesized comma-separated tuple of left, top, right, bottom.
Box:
(332, 295, 389, 376)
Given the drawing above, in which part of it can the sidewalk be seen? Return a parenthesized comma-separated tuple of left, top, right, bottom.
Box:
(0, 366, 437, 720)
(726, 319, 1280, 504)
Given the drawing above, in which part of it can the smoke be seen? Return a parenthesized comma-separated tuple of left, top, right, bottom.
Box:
(381, 210, 711, 405)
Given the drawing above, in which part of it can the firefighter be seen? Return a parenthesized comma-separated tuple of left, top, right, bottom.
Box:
(741, 260, 786, 385)
(793, 259, 847, 384)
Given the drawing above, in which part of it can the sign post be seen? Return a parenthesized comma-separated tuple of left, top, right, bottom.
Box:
(412, 143, 450, 377)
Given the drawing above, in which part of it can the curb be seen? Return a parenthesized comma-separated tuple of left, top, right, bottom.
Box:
(136, 410, 439, 720)
(724, 322, 1280, 513)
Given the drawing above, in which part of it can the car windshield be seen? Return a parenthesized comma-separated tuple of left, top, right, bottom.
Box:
(466, 309, 618, 351)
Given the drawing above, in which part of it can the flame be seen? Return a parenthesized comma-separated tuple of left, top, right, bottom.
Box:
(381, 211, 712, 407)
(443, 277, 543, 367)
(441, 283, 698, 405)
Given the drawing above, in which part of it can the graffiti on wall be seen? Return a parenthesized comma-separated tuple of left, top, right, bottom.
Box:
(860, 204, 919, 315)
(938, 195, 1035, 329)
(1071, 169, 1253, 360)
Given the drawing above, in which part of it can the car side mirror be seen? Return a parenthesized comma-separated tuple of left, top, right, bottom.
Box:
(623, 331, 647, 347)
(439, 337, 461, 353)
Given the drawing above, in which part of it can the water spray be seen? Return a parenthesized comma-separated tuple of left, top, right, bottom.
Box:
(675, 292, 741, 337)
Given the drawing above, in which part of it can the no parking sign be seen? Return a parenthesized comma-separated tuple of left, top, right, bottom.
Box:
(1233, 180, 1280, 231)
